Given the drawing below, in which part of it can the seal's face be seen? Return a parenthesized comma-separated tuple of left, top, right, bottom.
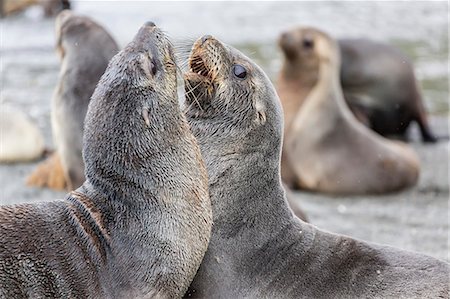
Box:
(279, 27, 322, 70)
(279, 27, 337, 66)
(84, 22, 181, 183)
(183, 35, 283, 156)
(114, 22, 177, 98)
(184, 36, 274, 126)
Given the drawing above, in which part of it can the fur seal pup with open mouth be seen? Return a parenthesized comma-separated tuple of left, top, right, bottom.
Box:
(182, 35, 449, 298)
(278, 27, 420, 194)
(278, 26, 438, 143)
(1, 22, 212, 298)
(27, 11, 119, 191)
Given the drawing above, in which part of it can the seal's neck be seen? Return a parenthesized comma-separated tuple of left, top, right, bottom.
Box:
(302, 50, 351, 117)
(279, 60, 319, 86)
(198, 133, 293, 246)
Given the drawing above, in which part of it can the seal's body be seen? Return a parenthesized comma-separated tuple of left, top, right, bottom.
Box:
(339, 38, 436, 142)
(27, 11, 119, 191)
(278, 27, 419, 194)
(182, 35, 448, 298)
(278, 27, 437, 142)
(1, 23, 212, 298)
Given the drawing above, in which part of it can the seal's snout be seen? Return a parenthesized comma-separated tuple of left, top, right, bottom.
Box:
(144, 21, 156, 28)
(201, 35, 213, 45)
(279, 31, 295, 49)
(279, 31, 298, 59)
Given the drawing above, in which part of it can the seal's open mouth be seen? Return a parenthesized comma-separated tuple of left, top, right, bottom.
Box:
(187, 45, 215, 83)
(190, 53, 210, 78)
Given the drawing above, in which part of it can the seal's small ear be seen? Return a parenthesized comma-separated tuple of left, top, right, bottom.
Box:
(139, 53, 157, 79)
(255, 100, 266, 125)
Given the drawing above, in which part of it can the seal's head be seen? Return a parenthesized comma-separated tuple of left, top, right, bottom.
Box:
(55, 10, 118, 61)
(279, 26, 339, 72)
(184, 35, 283, 169)
(84, 22, 179, 192)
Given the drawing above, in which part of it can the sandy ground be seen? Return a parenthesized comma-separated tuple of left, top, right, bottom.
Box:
(0, 2, 448, 263)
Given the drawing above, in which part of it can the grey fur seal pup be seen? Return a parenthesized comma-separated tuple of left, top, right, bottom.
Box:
(278, 26, 437, 142)
(1, 22, 212, 298)
(27, 10, 119, 191)
(182, 35, 449, 298)
(278, 27, 420, 194)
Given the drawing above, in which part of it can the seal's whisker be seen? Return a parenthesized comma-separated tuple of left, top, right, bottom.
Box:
(185, 82, 204, 111)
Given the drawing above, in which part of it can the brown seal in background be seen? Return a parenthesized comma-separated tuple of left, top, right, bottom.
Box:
(0, 0, 70, 18)
(27, 11, 119, 191)
(182, 34, 449, 299)
(1, 22, 212, 298)
(278, 26, 437, 142)
(278, 27, 420, 194)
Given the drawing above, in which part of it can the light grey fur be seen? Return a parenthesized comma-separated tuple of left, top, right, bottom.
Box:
(183, 36, 449, 299)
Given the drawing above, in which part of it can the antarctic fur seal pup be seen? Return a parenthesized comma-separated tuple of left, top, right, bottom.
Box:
(0, 105, 45, 163)
(279, 27, 420, 194)
(27, 11, 119, 191)
(182, 35, 449, 298)
(1, 22, 212, 298)
(278, 26, 437, 142)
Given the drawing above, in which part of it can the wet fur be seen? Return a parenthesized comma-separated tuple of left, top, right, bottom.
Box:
(1, 23, 212, 298)
(183, 36, 449, 298)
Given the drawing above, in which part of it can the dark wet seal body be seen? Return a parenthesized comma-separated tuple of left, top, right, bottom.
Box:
(278, 27, 437, 142)
(1, 22, 212, 298)
(278, 27, 420, 195)
(27, 11, 119, 191)
(182, 35, 449, 298)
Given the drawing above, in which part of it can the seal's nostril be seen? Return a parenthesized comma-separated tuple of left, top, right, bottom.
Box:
(201, 35, 212, 45)
(145, 21, 156, 28)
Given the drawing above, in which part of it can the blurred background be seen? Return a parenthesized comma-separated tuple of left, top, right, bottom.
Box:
(1, 1, 448, 261)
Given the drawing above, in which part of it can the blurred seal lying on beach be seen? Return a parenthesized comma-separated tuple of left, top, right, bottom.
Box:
(0, 105, 45, 163)
(182, 34, 449, 299)
(1, 22, 212, 298)
(278, 26, 438, 142)
(279, 27, 420, 195)
(27, 11, 119, 191)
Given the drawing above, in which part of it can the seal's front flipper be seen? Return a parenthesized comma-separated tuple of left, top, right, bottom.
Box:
(26, 152, 67, 190)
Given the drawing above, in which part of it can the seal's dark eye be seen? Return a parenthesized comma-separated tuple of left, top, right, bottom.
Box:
(302, 38, 314, 49)
(233, 64, 247, 79)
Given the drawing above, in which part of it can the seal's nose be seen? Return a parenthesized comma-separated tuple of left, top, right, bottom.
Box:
(201, 35, 212, 45)
(145, 21, 156, 28)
